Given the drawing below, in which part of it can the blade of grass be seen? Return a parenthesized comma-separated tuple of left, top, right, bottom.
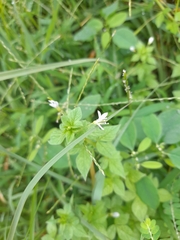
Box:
(29, 185, 37, 240)
(0, 58, 115, 81)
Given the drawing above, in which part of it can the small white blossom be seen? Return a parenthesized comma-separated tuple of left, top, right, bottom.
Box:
(148, 37, 154, 45)
(93, 110, 108, 130)
(122, 69, 126, 76)
(111, 212, 120, 218)
(130, 46, 135, 52)
(48, 100, 59, 108)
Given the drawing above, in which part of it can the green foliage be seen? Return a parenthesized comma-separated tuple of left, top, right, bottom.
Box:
(1, 0, 180, 240)
(135, 176, 160, 210)
(140, 218, 161, 240)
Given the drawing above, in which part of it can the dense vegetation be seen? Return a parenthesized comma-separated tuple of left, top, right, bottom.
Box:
(1, 1, 180, 239)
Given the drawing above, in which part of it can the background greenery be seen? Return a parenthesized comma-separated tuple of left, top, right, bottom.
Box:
(1, 0, 180, 239)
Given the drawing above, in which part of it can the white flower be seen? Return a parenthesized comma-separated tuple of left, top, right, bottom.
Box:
(48, 100, 59, 108)
(111, 212, 120, 218)
(93, 110, 108, 130)
(122, 69, 126, 76)
(130, 46, 135, 52)
(148, 37, 154, 45)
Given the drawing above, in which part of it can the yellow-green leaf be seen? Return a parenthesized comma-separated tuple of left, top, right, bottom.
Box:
(141, 161, 162, 169)
(138, 137, 152, 152)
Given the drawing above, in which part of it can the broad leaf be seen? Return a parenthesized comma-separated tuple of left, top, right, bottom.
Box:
(120, 117, 137, 150)
(96, 141, 119, 158)
(159, 109, 180, 144)
(108, 158, 125, 178)
(65, 107, 82, 123)
(172, 64, 180, 77)
(169, 147, 180, 169)
(141, 161, 162, 169)
(117, 225, 139, 240)
(112, 178, 125, 197)
(106, 12, 127, 28)
(48, 129, 65, 145)
(132, 197, 148, 222)
(79, 94, 101, 119)
(74, 18, 103, 42)
(101, 1, 118, 18)
(135, 176, 159, 210)
(90, 125, 120, 142)
(113, 28, 138, 49)
(76, 146, 92, 180)
(101, 31, 111, 49)
(141, 114, 162, 143)
(138, 137, 152, 152)
(158, 189, 172, 202)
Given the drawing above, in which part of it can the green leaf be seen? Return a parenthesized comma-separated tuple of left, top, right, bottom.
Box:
(132, 197, 148, 222)
(106, 12, 127, 28)
(117, 225, 139, 240)
(66, 107, 82, 123)
(135, 102, 172, 117)
(87, 18, 103, 31)
(115, 212, 129, 225)
(28, 149, 38, 162)
(79, 94, 101, 119)
(48, 129, 65, 145)
(175, 12, 180, 21)
(46, 217, 57, 238)
(107, 225, 116, 239)
(169, 147, 180, 169)
(141, 161, 162, 169)
(41, 235, 54, 240)
(73, 225, 87, 238)
(96, 141, 119, 158)
(103, 178, 113, 196)
(128, 169, 145, 183)
(141, 114, 162, 143)
(158, 188, 172, 202)
(101, 31, 111, 49)
(101, 1, 118, 18)
(34, 115, 44, 135)
(46, 145, 69, 169)
(74, 18, 103, 42)
(138, 137, 152, 152)
(135, 176, 159, 210)
(171, 64, 180, 77)
(109, 158, 125, 178)
(74, 26, 96, 42)
(113, 27, 138, 49)
(120, 117, 137, 150)
(121, 190, 135, 202)
(173, 90, 180, 98)
(91, 125, 120, 142)
(42, 129, 55, 144)
(159, 109, 180, 144)
(155, 12, 164, 28)
(76, 146, 92, 180)
(112, 178, 125, 197)
(92, 171, 105, 202)
(65, 131, 75, 144)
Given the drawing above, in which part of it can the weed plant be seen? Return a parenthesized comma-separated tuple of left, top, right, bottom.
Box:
(0, 1, 180, 240)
